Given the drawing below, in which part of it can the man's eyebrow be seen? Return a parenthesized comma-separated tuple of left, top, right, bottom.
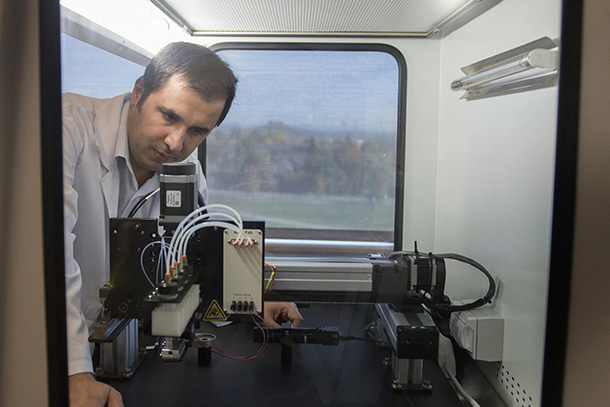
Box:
(157, 106, 181, 120)
(158, 106, 211, 134)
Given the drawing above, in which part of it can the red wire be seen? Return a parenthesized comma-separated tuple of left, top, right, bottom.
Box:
(194, 312, 269, 361)
(236, 312, 269, 361)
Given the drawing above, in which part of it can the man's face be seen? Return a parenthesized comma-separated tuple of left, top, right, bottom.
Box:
(127, 75, 225, 177)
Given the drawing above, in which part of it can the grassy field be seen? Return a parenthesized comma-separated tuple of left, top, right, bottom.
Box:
(209, 190, 394, 231)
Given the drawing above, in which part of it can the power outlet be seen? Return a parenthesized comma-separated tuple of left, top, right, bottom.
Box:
(450, 301, 504, 362)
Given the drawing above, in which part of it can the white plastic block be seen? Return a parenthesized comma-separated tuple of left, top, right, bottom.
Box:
(152, 284, 200, 337)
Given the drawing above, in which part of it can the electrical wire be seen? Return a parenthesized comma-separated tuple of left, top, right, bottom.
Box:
(264, 262, 276, 292)
(128, 188, 160, 218)
(433, 252, 495, 312)
(140, 241, 162, 287)
(192, 313, 269, 361)
(440, 362, 482, 407)
(139, 238, 173, 287)
(340, 335, 377, 342)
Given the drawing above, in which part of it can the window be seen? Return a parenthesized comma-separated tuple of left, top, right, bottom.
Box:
(60, 33, 145, 97)
(205, 44, 406, 256)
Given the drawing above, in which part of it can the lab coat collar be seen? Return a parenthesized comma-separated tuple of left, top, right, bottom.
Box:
(94, 93, 131, 172)
(94, 93, 130, 218)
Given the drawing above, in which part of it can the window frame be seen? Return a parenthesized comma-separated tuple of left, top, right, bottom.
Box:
(203, 42, 407, 255)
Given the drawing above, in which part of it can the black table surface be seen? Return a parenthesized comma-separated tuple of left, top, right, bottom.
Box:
(107, 303, 463, 407)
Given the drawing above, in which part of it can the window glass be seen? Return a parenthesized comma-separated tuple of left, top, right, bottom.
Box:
(60, 33, 144, 97)
(209, 47, 402, 247)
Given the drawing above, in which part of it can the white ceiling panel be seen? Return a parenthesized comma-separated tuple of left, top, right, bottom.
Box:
(151, 0, 502, 37)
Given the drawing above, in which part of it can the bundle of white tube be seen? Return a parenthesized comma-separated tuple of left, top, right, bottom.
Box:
(164, 204, 252, 273)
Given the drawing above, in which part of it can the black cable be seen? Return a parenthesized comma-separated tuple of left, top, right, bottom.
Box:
(340, 335, 377, 342)
(129, 183, 203, 219)
(128, 188, 160, 218)
(129, 185, 204, 220)
(389, 251, 496, 313)
(432, 253, 496, 312)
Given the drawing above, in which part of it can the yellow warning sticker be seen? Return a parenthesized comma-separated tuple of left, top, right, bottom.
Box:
(202, 299, 228, 321)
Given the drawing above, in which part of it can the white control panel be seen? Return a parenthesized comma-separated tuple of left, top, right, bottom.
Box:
(222, 229, 263, 314)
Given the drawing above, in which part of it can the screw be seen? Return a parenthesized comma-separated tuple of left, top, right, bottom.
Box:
(422, 380, 432, 390)
(383, 357, 391, 366)
(391, 380, 402, 390)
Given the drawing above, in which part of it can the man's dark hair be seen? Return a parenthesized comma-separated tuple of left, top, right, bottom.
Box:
(139, 42, 237, 126)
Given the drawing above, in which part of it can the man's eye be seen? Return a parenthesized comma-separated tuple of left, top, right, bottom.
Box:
(163, 112, 177, 122)
(191, 128, 206, 137)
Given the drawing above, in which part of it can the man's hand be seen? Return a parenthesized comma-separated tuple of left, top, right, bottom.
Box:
(264, 302, 304, 328)
(69, 372, 124, 407)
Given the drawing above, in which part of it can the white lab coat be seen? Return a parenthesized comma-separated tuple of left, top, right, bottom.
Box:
(62, 93, 207, 375)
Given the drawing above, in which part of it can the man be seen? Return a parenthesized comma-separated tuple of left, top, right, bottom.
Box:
(63, 42, 303, 407)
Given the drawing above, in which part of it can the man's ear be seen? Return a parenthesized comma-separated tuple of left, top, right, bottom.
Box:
(130, 77, 144, 106)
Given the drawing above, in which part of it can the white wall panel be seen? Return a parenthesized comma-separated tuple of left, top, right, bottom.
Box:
(436, 1, 562, 406)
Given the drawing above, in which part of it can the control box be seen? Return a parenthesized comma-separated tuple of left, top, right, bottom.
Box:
(223, 229, 264, 314)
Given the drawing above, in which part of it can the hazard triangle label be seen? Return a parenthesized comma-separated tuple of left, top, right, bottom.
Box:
(202, 299, 228, 321)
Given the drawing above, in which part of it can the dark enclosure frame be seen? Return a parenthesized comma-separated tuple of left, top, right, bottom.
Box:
(39, 1, 582, 406)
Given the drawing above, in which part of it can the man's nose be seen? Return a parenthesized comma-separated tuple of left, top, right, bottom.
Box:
(165, 127, 186, 153)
